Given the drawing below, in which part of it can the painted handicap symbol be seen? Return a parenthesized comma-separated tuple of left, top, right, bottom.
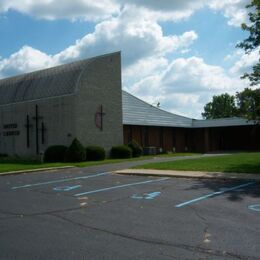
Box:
(248, 204, 260, 212)
(53, 185, 82, 192)
(131, 191, 161, 200)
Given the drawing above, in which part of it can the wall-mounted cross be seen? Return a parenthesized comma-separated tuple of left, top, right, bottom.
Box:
(32, 105, 43, 154)
(25, 115, 33, 148)
(40, 122, 47, 145)
(95, 105, 106, 131)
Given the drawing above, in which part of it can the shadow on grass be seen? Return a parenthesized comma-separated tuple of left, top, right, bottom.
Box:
(0, 156, 40, 163)
(222, 162, 260, 173)
(186, 178, 260, 202)
(0, 160, 41, 165)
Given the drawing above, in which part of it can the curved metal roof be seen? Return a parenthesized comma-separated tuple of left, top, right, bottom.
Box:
(122, 91, 255, 128)
(0, 52, 255, 129)
(122, 91, 193, 127)
(0, 58, 93, 105)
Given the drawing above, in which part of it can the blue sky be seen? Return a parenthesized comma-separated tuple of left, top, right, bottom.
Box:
(0, 0, 258, 118)
(0, 11, 95, 56)
(160, 8, 248, 67)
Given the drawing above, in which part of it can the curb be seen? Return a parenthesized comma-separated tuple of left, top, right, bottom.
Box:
(0, 166, 75, 176)
(115, 169, 260, 181)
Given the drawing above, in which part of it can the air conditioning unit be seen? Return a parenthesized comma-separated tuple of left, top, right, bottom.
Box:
(143, 147, 157, 155)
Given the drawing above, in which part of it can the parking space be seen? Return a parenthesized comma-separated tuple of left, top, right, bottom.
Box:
(0, 168, 259, 259)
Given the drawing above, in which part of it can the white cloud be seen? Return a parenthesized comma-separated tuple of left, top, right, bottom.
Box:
(229, 47, 260, 75)
(208, 0, 250, 27)
(161, 57, 241, 92)
(224, 49, 244, 61)
(122, 0, 250, 25)
(0, 1, 253, 118)
(0, 0, 206, 22)
(0, 0, 119, 21)
(128, 56, 247, 118)
(123, 56, 168, 86)
(119, 0, 206, 12)
(0, 7, 198, 79)
(0, 0, 250, 26)
(116, 1, 207, 22)
(54, 7, 198, 66)
(0, 46, 55, 78)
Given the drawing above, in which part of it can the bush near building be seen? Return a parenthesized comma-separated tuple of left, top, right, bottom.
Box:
(65, 138, 86, 162)
(86, 146, 105, 161)
(44, 145, 68, 162)
(128, 140, 143, 157)
(110, 145, 132, 159)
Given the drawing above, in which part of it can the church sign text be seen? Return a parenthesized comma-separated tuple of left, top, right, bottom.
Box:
(1, 123, 20, 136)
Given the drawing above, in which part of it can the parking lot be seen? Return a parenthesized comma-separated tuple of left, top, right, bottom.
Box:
(0, 163, 259, 260)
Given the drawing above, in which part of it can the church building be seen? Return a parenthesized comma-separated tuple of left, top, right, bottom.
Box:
(0, 52, 259, 156)
(0, 52, 123, 156)
(122, 91, 259, 153)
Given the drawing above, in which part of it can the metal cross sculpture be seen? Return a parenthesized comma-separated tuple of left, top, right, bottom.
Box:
(32, 105, 43, 154)
(25, 115, 33, 148)
(95, 105, 106, 131)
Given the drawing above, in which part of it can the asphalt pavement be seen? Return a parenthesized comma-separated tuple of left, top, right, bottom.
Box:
(0, 157, 259, 259)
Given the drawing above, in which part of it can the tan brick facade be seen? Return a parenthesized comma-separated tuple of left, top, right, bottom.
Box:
(0, 52, 123, 156)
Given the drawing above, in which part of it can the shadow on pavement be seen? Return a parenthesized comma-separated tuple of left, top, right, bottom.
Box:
(186, 179, 260, 202)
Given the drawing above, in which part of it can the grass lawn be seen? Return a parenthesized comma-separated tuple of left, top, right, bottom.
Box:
(0, 153, 199, 174)
(134, 153, 260, 174)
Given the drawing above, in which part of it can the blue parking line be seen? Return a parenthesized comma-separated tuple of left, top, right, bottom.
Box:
(175, 182, 255, 208)
(248, 204, 260, 212)
(74, 177, 170, 197)
(11, 172, 109, 190)
(53, 185, 82, 192)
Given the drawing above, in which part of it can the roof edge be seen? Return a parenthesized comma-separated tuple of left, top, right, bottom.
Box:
(0, 51, 121, 83)
(192, 117, 256, 127)
(122, 90, 193, 121)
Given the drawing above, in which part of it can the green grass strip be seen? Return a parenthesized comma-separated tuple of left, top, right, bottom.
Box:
(0, 153, 199, 174)
(134, 153, 260, 174)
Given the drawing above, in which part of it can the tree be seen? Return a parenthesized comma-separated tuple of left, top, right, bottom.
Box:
(236, 0, 260, 85)
(202, 93, 238, 119)
(236, 88, 260, 122)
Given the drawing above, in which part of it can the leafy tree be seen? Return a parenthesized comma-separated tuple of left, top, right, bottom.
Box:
(236, 0, 260, 85)
(236, 88, 260, 122)
(202, 93, 238, 119)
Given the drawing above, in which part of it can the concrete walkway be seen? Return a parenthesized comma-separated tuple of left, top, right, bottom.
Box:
(115, 169, 260, 181)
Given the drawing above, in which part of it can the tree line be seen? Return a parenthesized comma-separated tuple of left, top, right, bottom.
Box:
(202, 88, 260, 122)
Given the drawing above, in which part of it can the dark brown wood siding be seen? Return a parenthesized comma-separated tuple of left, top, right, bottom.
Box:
(124, 125, 260, 152)
(124, 125, 187, 152)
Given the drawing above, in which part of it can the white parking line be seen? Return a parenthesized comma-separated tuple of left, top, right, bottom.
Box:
(74, 177, 170, 196)
(175, 182, 255, 208)
(11, 172, 109, 190)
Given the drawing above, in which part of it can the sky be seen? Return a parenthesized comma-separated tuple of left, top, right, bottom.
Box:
(0, 0, 259, 119)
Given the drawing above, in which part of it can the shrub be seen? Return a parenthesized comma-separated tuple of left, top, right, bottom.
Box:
(65, 138, 86, 162)
(128, 140, 143, 157)
(44, 145, 67, 162)
(86, 146, 105, 161)
(110, 145, 132, 159)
